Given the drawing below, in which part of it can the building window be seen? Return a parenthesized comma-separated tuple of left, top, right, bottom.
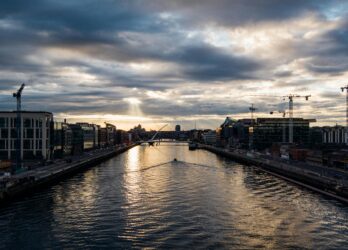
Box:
(36, 129, 42, 138)
(0, 118, 7, 128)
(26, 129, 34, 139)
(0, 140, 5, 150)
(0, 151, 8, 160)
(24, 119, 31, 128)
(24, 140, 31, 149)
(1, 129, 8, 139)
(11, 129, 17, 138)
(37, 140, 42, 149)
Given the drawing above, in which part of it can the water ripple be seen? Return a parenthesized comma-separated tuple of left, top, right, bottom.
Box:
(0, 144, 348, 249)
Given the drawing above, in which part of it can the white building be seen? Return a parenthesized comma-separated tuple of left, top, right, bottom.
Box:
(0, 111, 53, 161)
(322, 126, 346, 144)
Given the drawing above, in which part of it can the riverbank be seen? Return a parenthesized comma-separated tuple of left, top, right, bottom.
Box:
(0, 143, 139, 203)
(200, 144, 348, 204)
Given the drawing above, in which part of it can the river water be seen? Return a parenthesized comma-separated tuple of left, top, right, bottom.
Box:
(0, 143, 348, 249)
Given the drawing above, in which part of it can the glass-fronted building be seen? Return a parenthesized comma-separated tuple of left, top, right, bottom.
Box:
(253, 118, 316, 150)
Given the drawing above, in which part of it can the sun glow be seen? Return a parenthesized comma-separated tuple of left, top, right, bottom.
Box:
(124, 97, 142, 105)
(123, 97, 144, 117)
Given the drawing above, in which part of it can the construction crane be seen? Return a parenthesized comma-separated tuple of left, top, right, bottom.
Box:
(283, 94, 311, 144)
(249, 104, 257, 121)
(249, 93, 311, 144)
(341, 85, 348, 144)
(13, 83, 25, 173)
(248, 104, 257, 150)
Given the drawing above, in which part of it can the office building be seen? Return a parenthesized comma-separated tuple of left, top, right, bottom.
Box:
(0, 111, 53, 161)
(253, 118, 315, 150)
(76, 123, 99, 151)
(105, 123, 116, 146)
(69, 124, 84, 155)
(322, 126, 346, 144)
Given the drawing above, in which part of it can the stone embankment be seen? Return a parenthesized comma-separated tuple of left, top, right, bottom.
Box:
(0, 143, 139, 203)
(200, 144, 348, 204)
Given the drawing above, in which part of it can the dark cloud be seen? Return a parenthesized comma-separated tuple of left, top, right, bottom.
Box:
(0, 0, 347, 127)
(147, 0, 335, 26)
(296, 18, 348, 75)
(172, 45, 262, 81)
(320, 19, 348, 56)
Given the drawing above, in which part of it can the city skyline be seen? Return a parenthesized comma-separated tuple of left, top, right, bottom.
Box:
(1, 1, 348, 130)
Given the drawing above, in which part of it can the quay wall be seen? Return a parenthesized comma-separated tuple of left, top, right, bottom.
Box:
(0, 143, 139, 203)
(200, 144, 348, 204)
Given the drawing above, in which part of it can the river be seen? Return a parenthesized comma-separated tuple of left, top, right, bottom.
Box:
(0, 143, 348, 249)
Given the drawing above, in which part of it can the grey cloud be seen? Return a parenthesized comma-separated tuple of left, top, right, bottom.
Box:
(146, 0, 343, 27)
(274, 70, 293, 78)
(0, 0, 347, 126)
(305, 62, 348, 74)
(294, 18, 348, 75)
(172, 45, 262, 81)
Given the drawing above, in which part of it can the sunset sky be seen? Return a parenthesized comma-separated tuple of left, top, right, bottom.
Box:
(0, 0, 348, 130)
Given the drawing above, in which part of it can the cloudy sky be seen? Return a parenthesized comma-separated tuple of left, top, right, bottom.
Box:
(0, 0, 348, 130)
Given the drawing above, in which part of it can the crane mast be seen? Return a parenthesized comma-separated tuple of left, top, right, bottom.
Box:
(283, 94, 310, 144)
(249, 104, 257, 150)
(341, 85, 348, 145)
(13, 83, 25, 173)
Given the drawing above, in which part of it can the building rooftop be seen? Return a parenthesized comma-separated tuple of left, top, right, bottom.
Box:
(256, 117, 316, 123)
(0, 110, 53, 115)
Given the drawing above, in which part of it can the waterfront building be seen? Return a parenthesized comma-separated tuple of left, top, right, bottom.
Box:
(218, 117, 236, 147)
(69, 124, 84, 155)
(105, 123, 116, 146)
(309, 127, 324, 147)
(188, 129, 204, 142)
(129, 124, 146, 141)
(202, 130, 217, 145)
(0, 111, 53, 161)
(52, 121, 73, 158)
(219, 117, 251, 148)
(115, 129, 129, 145)
(253, 118, 315, 150)
(76, 123, 98, 150)
(99, 127, 108, 147)
(322, 126, 346, 144)
(308, 126, 348, 148)
(93, 124, 100, 148)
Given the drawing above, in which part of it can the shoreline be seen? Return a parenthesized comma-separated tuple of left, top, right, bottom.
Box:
(0, 143, 139, 204)
(200, 144, 348, 204)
